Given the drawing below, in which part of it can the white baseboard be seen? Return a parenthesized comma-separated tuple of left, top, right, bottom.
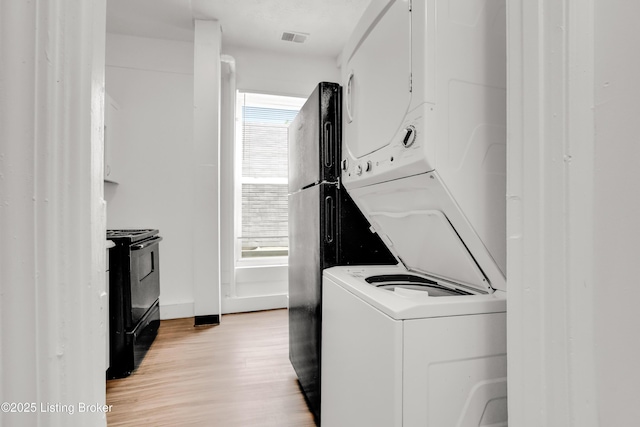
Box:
(160, 295, 288, 320)
(222, 294, 288, 314)
(159, 302, 194, 320)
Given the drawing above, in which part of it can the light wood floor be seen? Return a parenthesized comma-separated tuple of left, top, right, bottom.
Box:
(106, 309, 316, 427)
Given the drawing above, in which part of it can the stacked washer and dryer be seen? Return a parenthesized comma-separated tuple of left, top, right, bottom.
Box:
(321, 0, 508, 426)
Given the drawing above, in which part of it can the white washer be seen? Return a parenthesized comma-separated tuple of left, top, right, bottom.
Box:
(321, 0, 508, 425)
(321, 265, 507, 427)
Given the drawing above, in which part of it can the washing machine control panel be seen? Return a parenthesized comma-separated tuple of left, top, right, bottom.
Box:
(342, 103, 435, 190)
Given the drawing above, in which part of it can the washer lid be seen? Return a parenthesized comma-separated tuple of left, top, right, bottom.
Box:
(348, 172, 506, 293)
(370, 209, 488, 292)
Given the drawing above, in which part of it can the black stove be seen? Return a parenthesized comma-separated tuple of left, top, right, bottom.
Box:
(107, 228, 162, 379)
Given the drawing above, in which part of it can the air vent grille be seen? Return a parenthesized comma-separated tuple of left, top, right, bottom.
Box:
(281, 31, 308, 43)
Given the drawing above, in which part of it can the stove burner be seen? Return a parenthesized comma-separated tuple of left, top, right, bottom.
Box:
(107, 229, 151, 236)
(107, 229, 159, 243)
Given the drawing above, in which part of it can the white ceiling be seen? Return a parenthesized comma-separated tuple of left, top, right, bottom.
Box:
(106, 0, 371, 58)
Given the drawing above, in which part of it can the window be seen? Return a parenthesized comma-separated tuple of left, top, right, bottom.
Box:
(235, 92, 306, 260)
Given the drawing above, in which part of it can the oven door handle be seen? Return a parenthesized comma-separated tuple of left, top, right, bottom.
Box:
(131, 236, 163, 251)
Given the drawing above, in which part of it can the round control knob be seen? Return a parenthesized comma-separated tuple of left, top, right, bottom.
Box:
(355, 164, 363, 176)
(402, 125, 417, 147)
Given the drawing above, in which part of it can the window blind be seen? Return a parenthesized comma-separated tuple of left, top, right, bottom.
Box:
(238, 92, 304, 258)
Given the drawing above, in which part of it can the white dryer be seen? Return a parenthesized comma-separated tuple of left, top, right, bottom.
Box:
(321, 0, 507, 425)
(340, 0, 507, 290)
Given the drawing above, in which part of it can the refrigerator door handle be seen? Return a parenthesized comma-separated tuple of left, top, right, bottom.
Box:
(325, 196, 335, 243)
(323, 122, 333, 167)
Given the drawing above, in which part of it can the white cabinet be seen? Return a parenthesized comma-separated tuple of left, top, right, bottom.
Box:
(104, 94, 121, 183)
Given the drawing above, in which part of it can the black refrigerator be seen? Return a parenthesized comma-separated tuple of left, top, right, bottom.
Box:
(288, 82, 396, 421)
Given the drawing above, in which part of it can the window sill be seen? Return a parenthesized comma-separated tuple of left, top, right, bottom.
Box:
(241, 248, 288, 258)
(236, 256, 288, 268)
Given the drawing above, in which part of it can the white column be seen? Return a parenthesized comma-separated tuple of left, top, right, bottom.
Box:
(0, 0, 107, 426)
(220, 55, 238, 304)
(193, 20, 222, 324)
(592, 0, 640, 424)
(507, 0, 598, 425)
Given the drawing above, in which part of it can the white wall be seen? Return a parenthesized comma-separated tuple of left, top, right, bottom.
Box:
(224, 45, 340, 97)
(507, 1, 597, 424)
(507, 0, 640, 425)
(593, 0, 640, 423)
(105, 35, 340, 317)
(1, 0, 108, 425)
(104, 33, 196, 319)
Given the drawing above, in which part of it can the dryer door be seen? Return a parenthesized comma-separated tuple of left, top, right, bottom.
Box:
(343, 0, 412, 159)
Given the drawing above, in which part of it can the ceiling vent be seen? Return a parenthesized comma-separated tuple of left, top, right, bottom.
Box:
(281, 31, 308, 43)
